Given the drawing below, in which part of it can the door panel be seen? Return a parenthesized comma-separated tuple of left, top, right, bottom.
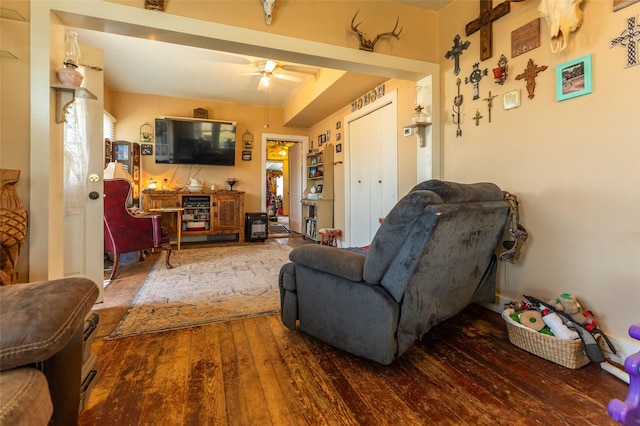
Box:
(348, 99, 397, 247)
(63, 45, 105, 302)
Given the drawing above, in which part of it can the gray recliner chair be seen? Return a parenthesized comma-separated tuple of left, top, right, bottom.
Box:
(279, 180, 510, 365)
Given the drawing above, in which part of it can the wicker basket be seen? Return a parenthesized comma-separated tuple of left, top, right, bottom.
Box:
(502, 309, 590, 369)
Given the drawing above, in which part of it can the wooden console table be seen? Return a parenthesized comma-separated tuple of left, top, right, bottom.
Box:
(142, 190, 245, 242)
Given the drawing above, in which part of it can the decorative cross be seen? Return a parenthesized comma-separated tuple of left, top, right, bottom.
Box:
(445, 34, 471, 76)
(452, 78, 464, 137)
(483, 91, 498, 123)
(473, 109, 483, 126)
(465, 63, 488, 100)
(515, 58, 547, 99)
(611, 16, 640, 68)
(465, 0, 511, 61)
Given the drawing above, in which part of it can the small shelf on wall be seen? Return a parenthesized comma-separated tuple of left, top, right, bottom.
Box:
(51, 84, 97, 123)
(404, 121, 432, 147)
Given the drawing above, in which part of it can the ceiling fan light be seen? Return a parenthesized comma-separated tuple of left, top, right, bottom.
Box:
(260, 74, 270, 87)
(264, 59, 278, 73)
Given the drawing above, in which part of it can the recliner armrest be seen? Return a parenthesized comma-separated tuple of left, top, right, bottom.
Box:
(289, 244, 366, 282)
(0, 278, 99, 370)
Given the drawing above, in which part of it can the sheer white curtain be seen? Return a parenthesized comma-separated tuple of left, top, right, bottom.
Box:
(63, 73, 89, 216)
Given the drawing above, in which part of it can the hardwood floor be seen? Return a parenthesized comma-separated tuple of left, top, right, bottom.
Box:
(84, 236, 628, 425)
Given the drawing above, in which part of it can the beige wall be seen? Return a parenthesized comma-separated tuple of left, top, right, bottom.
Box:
(439, 0, 640, 347)
(108, 0, 440, 63)
(110, 91, 307, 213)
(0, 6, 30, 281)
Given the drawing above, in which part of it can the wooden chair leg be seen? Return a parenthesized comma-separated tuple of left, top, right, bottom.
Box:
(109, 254, 120, 280)
(163, 244, 173, 269)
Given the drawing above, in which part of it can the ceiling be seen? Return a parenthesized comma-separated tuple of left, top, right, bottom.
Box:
(61, 1, 451, 127)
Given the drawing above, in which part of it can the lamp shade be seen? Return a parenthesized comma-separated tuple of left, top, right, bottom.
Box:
(104, 162, 134, 182)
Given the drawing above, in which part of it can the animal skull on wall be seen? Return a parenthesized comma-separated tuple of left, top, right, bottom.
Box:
(538, 0, 584, 53)
(262, 0, 275, 25)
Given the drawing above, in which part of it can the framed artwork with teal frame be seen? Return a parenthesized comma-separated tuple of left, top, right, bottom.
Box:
(556, 54, 592, 101)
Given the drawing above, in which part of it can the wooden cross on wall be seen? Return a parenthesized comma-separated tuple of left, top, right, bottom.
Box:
(465, 0, 511, 61)
(515, 58, 547, 99)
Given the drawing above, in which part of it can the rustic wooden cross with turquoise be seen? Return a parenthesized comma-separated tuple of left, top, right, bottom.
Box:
(611, 16, 640, 68)
(465, 0, 511, 61)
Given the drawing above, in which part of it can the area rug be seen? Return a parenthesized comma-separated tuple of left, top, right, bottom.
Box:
(269, 224, 290, 235)
(107, 242, 292, 339)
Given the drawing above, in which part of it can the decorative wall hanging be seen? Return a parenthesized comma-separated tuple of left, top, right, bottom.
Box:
(465, 0, 511, 61)
(242, 150, 252, 161)
(556, 54, 592, 101)
(614, 0, 640, 11)
(140, 122, 153, 142)
(242, 130, 254, 149)
(351, 84, 385, 112)
(538, 0, 584, 53)
(351, 9, 404, 52)
(483, 91, 498, 122)
(141, 144, 153, 155)
(473, 109, 483, 126)
(144, 0, 165, 11)
(493, 54, 509, 85)
(515, 58, 548, 99)
(610, 16, 640, 68)
(465, 63, 488, 100)
(0, 169, 28, 283)
(336, 143, 342, 153)
(452, 78, 464, 137)
(445, 34, 471, 76)
(262, 0, 276, 25)
(350, 10, 402, 52)
(511, 19, 541, 58)
(503, 89, 521, 110)
(193, 108, 208, 119)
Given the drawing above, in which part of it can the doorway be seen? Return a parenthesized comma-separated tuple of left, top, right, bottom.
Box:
(261, 134, 308, 235)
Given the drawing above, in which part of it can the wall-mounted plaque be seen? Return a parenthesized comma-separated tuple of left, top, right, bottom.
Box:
(511, 19, 541, 58)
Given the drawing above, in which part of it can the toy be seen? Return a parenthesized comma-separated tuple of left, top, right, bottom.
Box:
(541, 309, 579, 340)
(551, 293, 598, 331)
(608, 324, 640, 425)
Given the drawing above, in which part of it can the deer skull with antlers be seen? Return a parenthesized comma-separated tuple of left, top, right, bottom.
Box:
(350, 10, 403, 52)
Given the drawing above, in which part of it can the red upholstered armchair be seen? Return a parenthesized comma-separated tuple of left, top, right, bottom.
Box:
(104, 179, 172, 280)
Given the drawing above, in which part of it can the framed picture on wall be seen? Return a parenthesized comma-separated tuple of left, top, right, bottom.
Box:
(141, 144, 153, 155)
(556, 54, 592, 102)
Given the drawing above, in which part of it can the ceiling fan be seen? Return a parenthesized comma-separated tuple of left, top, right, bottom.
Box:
(236, 59, 318, 90)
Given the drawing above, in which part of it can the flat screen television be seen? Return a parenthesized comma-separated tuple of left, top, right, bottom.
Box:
(155, 117, 237, 166)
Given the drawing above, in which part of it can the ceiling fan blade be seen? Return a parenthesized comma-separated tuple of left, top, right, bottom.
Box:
(272, 72, 305, 83)
(231, 71, 262, 77)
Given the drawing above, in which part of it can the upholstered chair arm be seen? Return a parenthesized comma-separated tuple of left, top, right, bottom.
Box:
(289, 244, 366, 282)
(0, 278, 98, 370)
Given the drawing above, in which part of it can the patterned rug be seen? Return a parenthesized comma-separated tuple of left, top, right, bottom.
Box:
(107, 242, 292, 339)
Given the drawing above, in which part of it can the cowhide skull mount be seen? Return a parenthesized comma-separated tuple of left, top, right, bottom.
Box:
(262, 0, 275, 25)
(538, 0, 584, 53)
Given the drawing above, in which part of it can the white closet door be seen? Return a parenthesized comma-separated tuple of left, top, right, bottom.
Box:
(348, 101, 397, 247)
